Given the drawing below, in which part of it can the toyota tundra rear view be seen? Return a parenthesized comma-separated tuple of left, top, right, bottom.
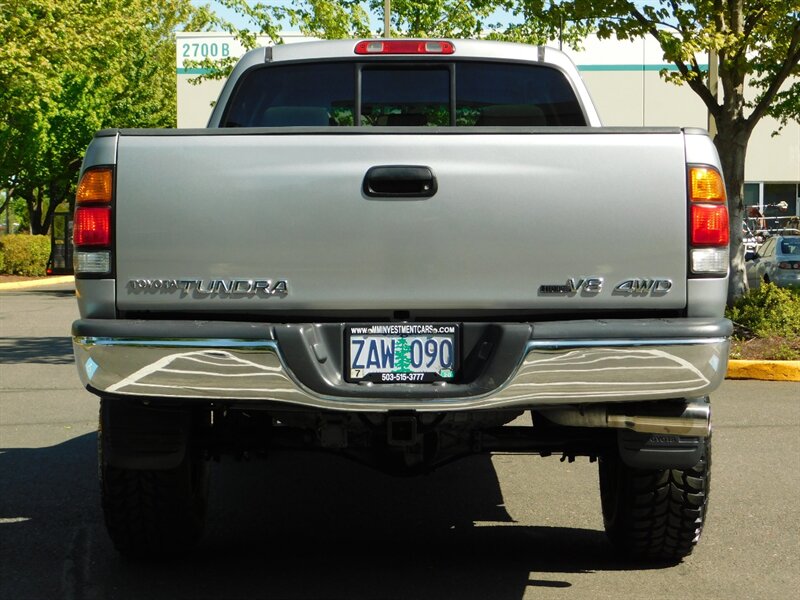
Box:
(71, 39, 731, 561)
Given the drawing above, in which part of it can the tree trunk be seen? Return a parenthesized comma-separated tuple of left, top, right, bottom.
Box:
(0, 187, 12, 216)
(713, 122, 751, 307)
(41, 179, 69, 236)
(22, 181, 68, 236)
(26, 188, 45, 235)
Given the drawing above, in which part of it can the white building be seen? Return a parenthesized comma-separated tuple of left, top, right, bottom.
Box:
(176, 32, 800, 221)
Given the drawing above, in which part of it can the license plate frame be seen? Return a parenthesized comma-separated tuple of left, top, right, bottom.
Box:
(345, 323, 460, 384)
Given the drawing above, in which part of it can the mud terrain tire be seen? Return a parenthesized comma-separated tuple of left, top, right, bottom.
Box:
(99, 403, 209, 557)
(599, 438, 710, 562)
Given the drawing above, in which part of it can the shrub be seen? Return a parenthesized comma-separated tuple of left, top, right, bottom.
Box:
(0, 234, 51, 276)
(726, 283, 800, 338)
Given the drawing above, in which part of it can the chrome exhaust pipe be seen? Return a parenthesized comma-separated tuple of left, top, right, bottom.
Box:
(541, 399, 711, 438)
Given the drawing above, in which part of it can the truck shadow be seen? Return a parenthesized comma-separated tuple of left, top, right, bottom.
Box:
(0, 433, 664, 600)
(0, 336, 74, 364)
(0, 288, 75, 298)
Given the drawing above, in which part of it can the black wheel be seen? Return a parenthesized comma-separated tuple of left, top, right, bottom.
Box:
(99, 402, 209, 557)
(598, 437, 710, 562)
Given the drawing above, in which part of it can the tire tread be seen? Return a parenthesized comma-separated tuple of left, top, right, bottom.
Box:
(600, 438, 711, 562)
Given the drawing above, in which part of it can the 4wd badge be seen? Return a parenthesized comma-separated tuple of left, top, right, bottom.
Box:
(614, 279, 673, 294)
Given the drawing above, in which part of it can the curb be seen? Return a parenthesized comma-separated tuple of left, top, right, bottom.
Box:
(726, 360, 800, 382)
(0, 276, 75, 291)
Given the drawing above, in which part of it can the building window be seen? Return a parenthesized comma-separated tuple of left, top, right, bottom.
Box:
(744, 182, 800, 233)
(764, 183, 797, 213)
(763, 183, 799, 231)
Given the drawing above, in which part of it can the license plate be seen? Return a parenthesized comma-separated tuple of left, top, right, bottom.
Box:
(346, 324, 459, 383)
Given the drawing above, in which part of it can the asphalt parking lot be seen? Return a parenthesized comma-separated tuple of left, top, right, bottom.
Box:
(1, 282, 798, 600)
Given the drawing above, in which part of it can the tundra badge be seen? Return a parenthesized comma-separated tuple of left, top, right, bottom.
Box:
(127, 279, 289, 296)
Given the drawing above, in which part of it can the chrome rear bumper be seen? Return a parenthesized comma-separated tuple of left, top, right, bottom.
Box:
(73, 319, 730, 412)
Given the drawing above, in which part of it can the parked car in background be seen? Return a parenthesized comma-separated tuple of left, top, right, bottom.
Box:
(746, 235, 800, 289)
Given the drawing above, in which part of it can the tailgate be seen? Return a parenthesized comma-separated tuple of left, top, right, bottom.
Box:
(114, 131, 688, 313)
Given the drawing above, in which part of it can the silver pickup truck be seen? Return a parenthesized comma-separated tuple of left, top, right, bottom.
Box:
(72, 39, 731, 561)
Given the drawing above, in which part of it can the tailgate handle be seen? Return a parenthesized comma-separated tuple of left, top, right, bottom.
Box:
(363, 165, 437, 198)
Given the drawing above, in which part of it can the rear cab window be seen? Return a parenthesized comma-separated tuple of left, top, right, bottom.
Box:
(221, 61, 587, 128)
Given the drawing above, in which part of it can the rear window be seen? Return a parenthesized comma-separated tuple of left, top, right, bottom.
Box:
(222, 61, 586, 127)
(781, 238, 800, 256)
(361, 67, 450, 126)
(455, 62, 585, 126)
(222, 63, 356, 127)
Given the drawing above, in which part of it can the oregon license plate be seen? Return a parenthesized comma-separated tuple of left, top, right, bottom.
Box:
(346, 324, 459, 383)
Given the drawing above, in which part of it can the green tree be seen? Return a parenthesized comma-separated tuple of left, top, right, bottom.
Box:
(201, 0, 510, 41)
(192, 0, 516, 78)
(1, 0, 86, 230)
(375, 0, 505, 37)
(0, 0, 213, 234)
(506, 1, 800, 305)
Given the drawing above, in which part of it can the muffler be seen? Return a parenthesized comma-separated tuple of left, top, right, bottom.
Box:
(540, 398, 711, 438)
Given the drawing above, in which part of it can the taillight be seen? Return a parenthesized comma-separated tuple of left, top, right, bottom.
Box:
(691, 204, 729, 246)
(74, 166, 113, 275)
(76, 167, 113, 203)
(779, 261, 800, 270)
(74, 207, 110, 246)
(690, 167, 725, 202)
(354, 40, 455, 55)
(688, 165, 728, 275)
